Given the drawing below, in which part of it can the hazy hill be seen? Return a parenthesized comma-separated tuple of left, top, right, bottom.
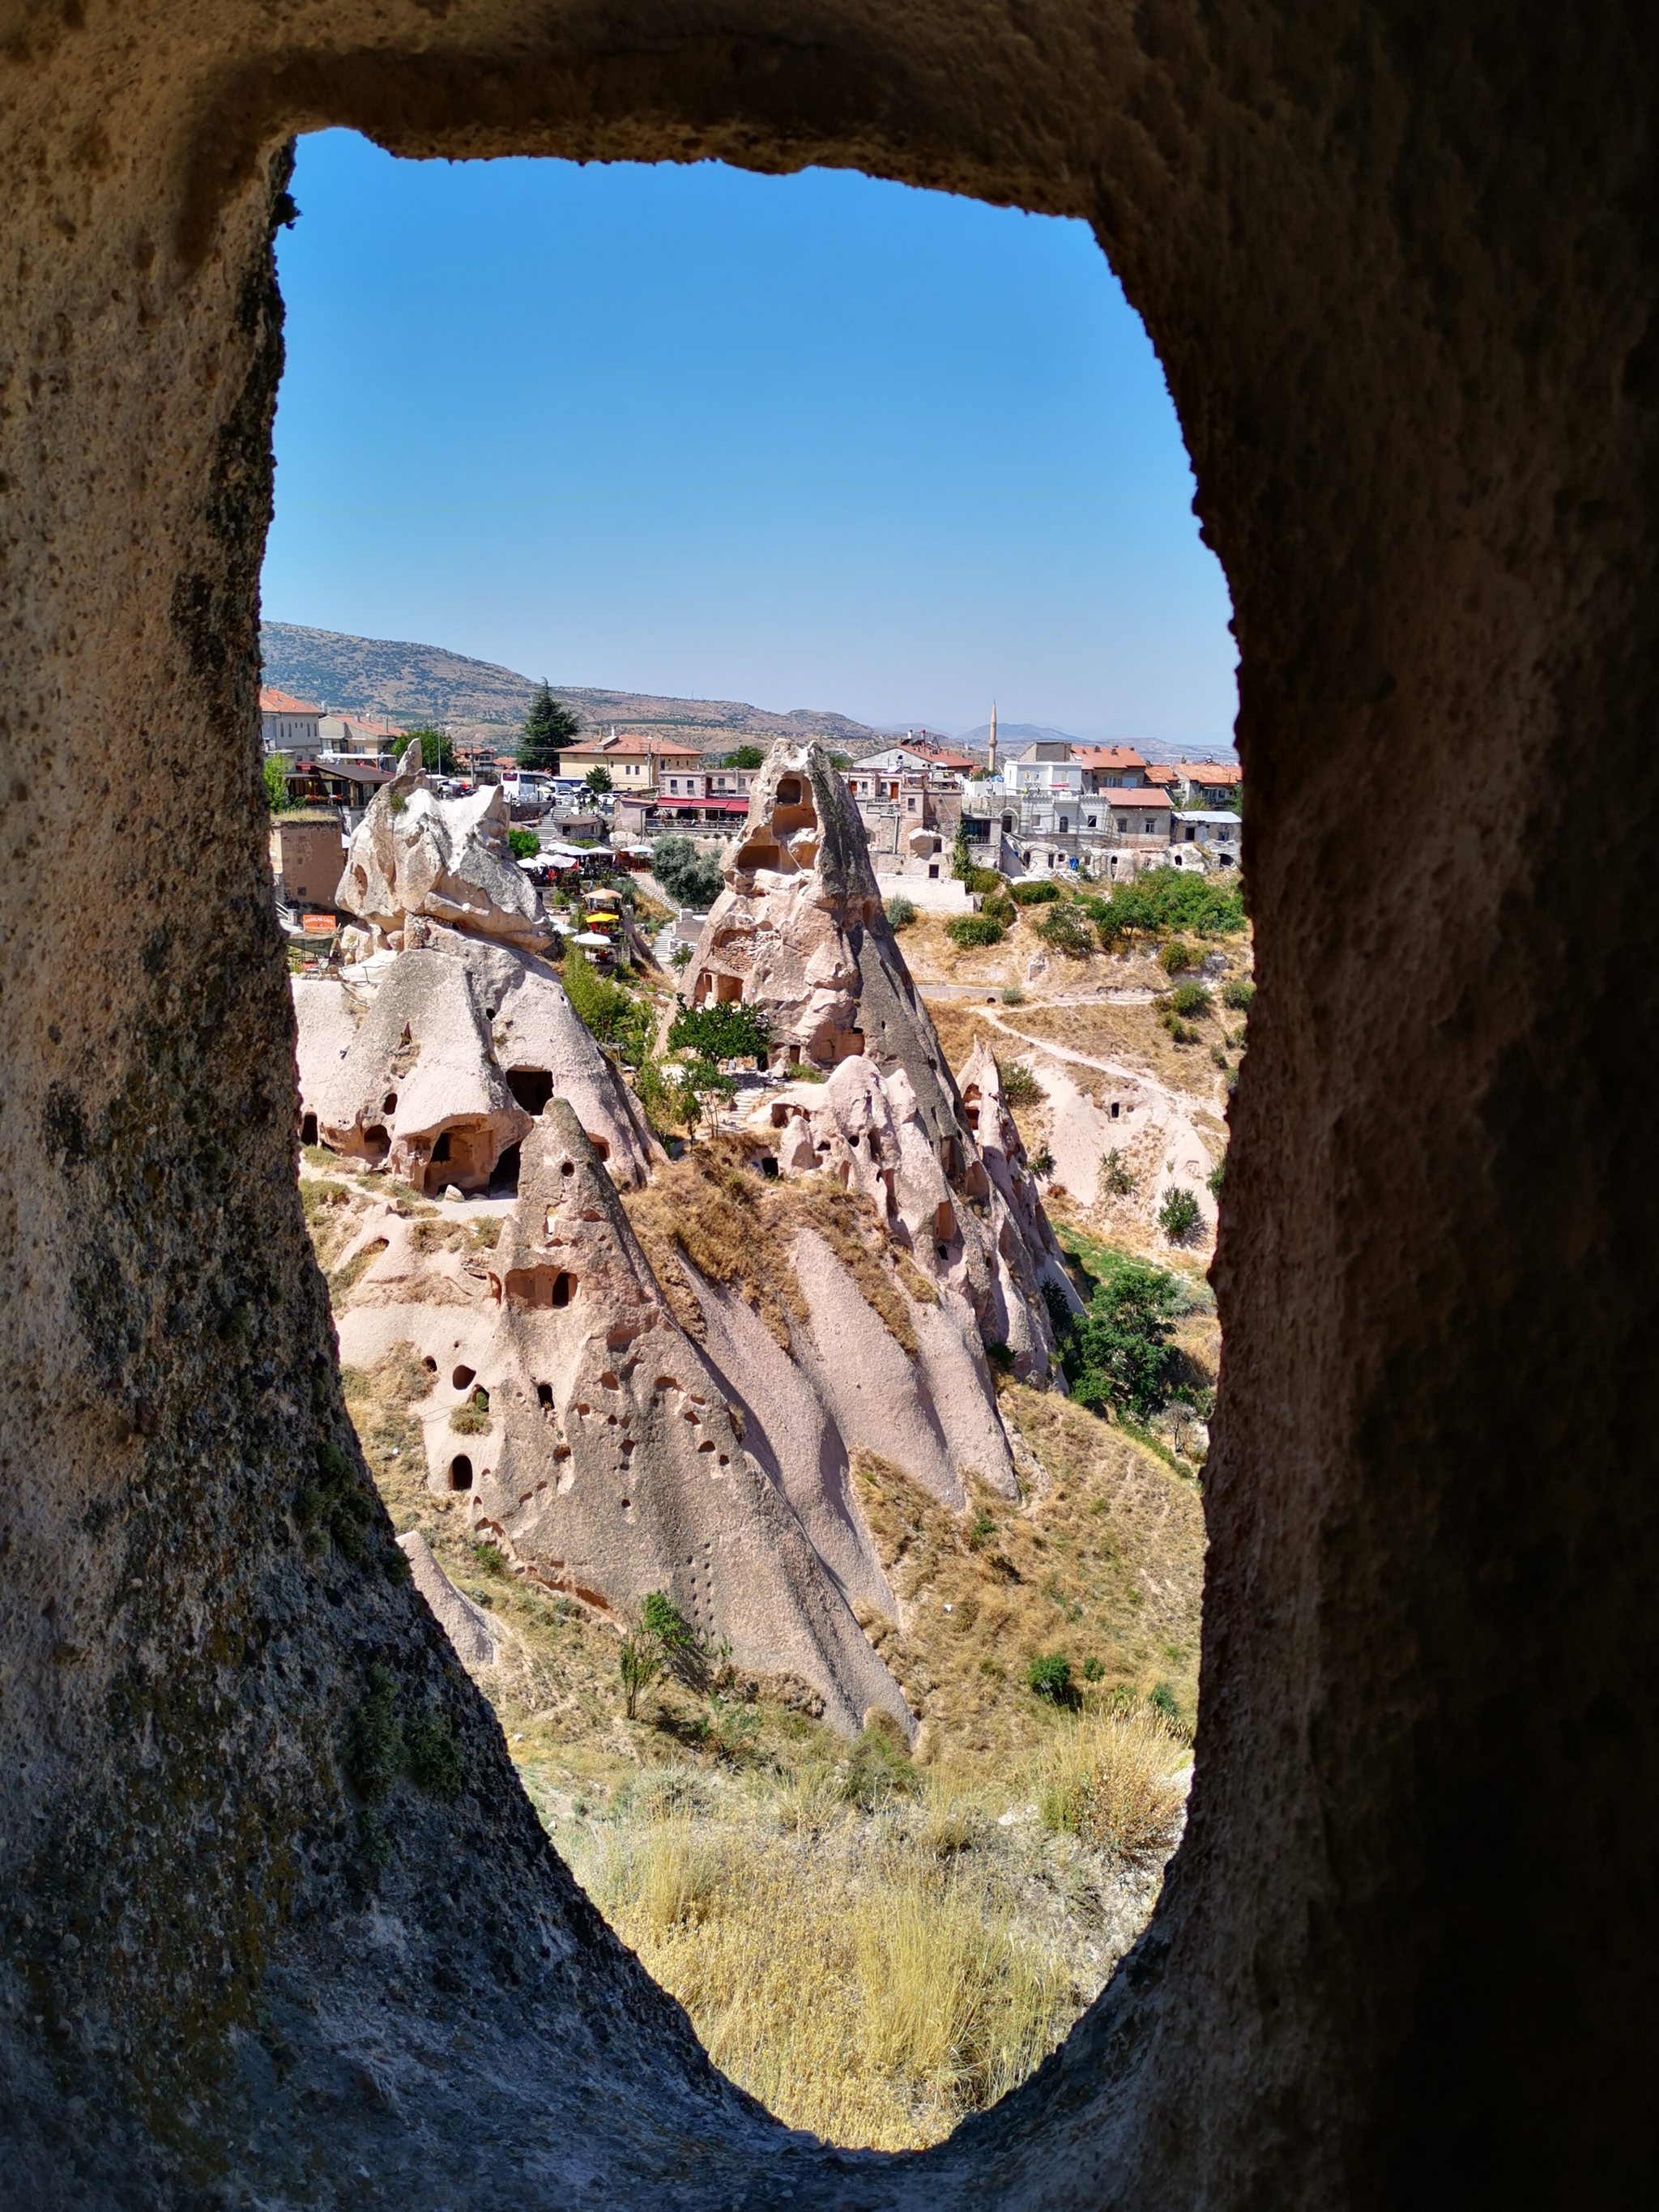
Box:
(260, 622, 888, 758)
(956, 721, 1233, 765)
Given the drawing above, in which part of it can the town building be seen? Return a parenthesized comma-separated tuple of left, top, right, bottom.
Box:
(267, 810, 344, 915)
(1070, 745, 1148, 789)
(259, 686, 320, 755)
(1172, 809, 1242, 862)
(557, 730, 702, 795)
(1174, 760, 1243, 807)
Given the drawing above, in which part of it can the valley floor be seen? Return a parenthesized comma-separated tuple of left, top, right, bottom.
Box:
(309, 938, 1239, 2149)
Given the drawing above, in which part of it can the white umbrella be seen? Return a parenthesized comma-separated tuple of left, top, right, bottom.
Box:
(571, 931, 612, 948)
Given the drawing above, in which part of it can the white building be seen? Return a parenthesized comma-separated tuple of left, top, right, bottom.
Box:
(260, 687, 320, 755)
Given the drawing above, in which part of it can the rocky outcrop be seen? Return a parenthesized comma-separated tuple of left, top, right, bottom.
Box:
(452, 1104, 911, 1738)
(688, 741, 1073, 1383)
(337, 738, 550, 953)
(397, 1528, 502, 1669)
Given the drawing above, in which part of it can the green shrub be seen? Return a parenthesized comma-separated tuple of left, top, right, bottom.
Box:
(1158, 940, 1196, 974)
(1000, 985, 1026, 1006)
(1082, 1656, 1106, 1682)
(1148, 1682, 1180, 1724)
(405, 1711, 464, 1801)
(1207, 1149, 1226, 1199)
(884, 894, 918, 930)
(1027, 1145, 1056, 1179)
(670, 942, 693, 970)
(1035, 903, 1097, 957)
(1100, 1148, 1135, 1197)
(1009, 879, 1061, 906)
(1169, 981, 1211, 1016)
(945, 914, 1005, 948)
(345, 1665, 406, 1805)
(997, 1059, 1045, 1108)
(963, 867, 1004, 896)
(507, 827, 540, 860)
(1093, 872, 1246, 945)
(1222, 977, 1256, 1010)
(982, 893, 1015, 927)
(1158, 1186, 1201, 1243)
(842, 1713, 918, 1806)
(1027, 1652, 1074, 1704)
(562, 944, 652, 1063)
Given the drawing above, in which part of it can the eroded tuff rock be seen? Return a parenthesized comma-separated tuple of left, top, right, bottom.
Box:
(337, 739, 549, 953)
(453, 1105, 911, 1737)
(687, 742, 1076, 1383)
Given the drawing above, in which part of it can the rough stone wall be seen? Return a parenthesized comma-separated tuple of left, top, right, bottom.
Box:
(1, 4, 1655, 2207)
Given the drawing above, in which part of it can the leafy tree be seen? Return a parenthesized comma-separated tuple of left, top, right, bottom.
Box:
(1222, 977, 1256, 1010)
(722, 744, 765, 769)
(507, 828, 539, 860)
(618, 1613, 662, 1720)
(667, 999, 773, 1065)
(407, 725, 456, 776)
(651, 833, 725, 908)
(951, 825, 972, 880)
(1088, 871, 1246, 945)
(1070, 1256, 1185, 1418)
(518, 681, 580, 773)
(1169, 981, 1211, 1016)
(582, 765, 614, 798)
(262, 754, 288, 812)
(676, 1059, 736, 1132)
(1036, 902, 1096, 957)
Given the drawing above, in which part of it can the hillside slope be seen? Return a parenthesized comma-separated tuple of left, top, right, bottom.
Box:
(261, 620, 889, 756)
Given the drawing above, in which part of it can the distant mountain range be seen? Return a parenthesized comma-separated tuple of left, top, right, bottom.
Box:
(956, 721, 1231, 765)
(260, 623, 889, 758)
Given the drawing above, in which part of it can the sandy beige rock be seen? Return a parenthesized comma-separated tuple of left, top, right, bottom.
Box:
(338, 740, 550, 953)
(398, 1528, 502, 1669)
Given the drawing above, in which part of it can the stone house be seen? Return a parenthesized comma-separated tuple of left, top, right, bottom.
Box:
(268, 810, 344, 911)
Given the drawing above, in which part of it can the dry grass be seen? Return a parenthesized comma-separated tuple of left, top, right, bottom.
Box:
(621, 1136, 932, 1355)
(1035, 1710, 1188, 1862)
(570, 1796, 1078, 2149)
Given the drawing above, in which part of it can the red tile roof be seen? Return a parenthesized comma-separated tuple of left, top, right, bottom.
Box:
(259, 687, 320, 714)
(1070, 745, 1147, 771)
(1177, 760, 1243, 785)
(1099, 788, 1172, 808)
(562, 732, 699, 760)
(1141, 762, 1179, 787)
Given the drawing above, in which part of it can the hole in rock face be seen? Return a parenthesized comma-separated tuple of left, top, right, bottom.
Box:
(777, 777, 802, 805)
(364, 1124, 389, 1157)
(506, 1068, 553, 1115)
(301, 1112, 318, 1145)
(585, 1132, 610, 1161)
(453, 1366, 476, 1391)
(491, 1142, 521, 1196)
(424, 1357, 437, 1374)
(382, 1092, 398, 1115)
(449, 1455, 473, 1491)
(537, 1382, 553, 1408)
(505, 1267, 577, 1310)
(432, 1131, 451, 1163)
(552, 1272, 574, 1307)
(561, 1160, 574, 1177)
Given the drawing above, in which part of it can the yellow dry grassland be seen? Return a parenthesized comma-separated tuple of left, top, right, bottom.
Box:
(620, 1134, 933, 1354)
(308, 1129, 1208, 2153)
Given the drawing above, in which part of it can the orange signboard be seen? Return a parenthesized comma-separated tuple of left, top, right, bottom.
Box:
(301, 913, 337, 935)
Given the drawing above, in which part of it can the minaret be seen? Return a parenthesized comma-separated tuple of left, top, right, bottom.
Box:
(987, 701, 998, 779)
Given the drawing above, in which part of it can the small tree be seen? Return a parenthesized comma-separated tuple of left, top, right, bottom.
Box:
(262, 754, 288, 811)
(408, 725, 456, 776)
(618, 1617, 662, 1720)
(652, 833, 725, 908)
(1158, 1186, 1201, 1244)
(679, 1059, 736, 1132)
(1036, 902, 1096, 958)
(507, 828, 539, 859)
(518, 681, 580, 774)
(583, 765, 613, 799)
(722, 744, 765, 769)
(1028, 1653, 1074, 1705)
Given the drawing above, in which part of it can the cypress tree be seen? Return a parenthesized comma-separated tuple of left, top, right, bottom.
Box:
(518, 682, 581, 773)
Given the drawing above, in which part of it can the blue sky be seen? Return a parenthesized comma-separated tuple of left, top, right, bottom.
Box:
(264, 131, 1236, 750)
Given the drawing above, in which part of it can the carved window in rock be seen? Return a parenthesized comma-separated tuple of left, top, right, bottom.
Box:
(506, 1267, 577, 1311)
